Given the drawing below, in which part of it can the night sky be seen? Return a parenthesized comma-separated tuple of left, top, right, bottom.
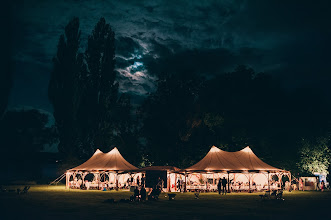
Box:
(8, 0, 331, 111)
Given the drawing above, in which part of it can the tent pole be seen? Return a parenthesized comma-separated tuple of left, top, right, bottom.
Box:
(184, 173, 187, 193)
(115, 171, 119, 191)
(167, 172, 170, 192)
(73, 172, 77, 189)
(66, 172, 70, 189)
(109, 173, 112, 184)
(82, 172, 86, 189)
(227, 172, 230, 193)
(289, 172, 292, 191)
(168, 172, 171, 192)
(268, 172, 270, 191)
(82, 172, 87, 183)
(97, 173, 100, 190)
(278, 173, 283, 189)
(175, 173, 177, 192)
(248, 173, 251, 193)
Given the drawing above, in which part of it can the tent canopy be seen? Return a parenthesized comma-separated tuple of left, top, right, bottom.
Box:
(68, 147, 138, 172)
(185, 146, 285, 173)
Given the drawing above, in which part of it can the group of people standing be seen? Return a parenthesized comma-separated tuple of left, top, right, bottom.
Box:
(297, 178, 326, 191)
(131, 176, 163, 202)
(217, 177, 228, 195)
(127, 174, 146, 188)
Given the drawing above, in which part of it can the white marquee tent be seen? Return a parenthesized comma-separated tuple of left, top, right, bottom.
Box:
(184, 146, 291, 192)
(66, 147, 138, 189)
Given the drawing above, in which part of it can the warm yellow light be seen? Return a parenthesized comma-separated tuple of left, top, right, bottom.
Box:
(107, 147, 119, 154)
(210, 146, 221, 153)
(94, 149, 103, 154)
(241, 146, 252, 152)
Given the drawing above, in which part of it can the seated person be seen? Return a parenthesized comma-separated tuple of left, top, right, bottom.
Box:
(80, 182, 86, 190)
(148, 186, 157, 200)
(148, 186, 161, 200)
(100, 183, 107, 191)
(156, 186, 161, 196)
(270, 190, 277, 197)
(133, 187, 140, 201)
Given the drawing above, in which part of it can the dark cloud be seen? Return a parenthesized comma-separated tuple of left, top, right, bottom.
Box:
(9, 0, 331, 111)
(144, 48, 234, 76)
(116, 37, 144, 59)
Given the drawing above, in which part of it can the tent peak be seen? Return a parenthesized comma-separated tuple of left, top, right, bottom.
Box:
(69, 146, 138, 171)
(241, 146, 252, 152)
(210, 146, 221, 153)
(94, 149, 103, 154)
(107, 147, 120, 154)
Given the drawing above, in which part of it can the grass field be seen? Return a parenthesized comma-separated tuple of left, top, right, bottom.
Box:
(0, 185, 330, 219)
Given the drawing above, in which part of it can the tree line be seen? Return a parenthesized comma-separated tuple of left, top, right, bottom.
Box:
(48, 17, 138, 165)
(0, 17, 330, 179)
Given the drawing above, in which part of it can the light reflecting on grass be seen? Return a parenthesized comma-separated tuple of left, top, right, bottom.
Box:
(1, 185, 330, 219)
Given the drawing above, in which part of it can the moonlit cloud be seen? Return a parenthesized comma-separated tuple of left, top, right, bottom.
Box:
(10, 0, 331, 110)
(117, 60, 157, 97)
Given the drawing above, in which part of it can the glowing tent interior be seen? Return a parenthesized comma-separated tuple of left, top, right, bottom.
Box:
(65, 147, 138, 189)
(134, 166, 183, 192)
(184, 146, 291, 192)
(64, 146, 291, 192)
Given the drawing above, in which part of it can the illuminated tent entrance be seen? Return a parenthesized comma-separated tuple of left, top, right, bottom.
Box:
(184, 146, 291, 192)
(135, 166, 183, 192)
(66, 147, 138, 190)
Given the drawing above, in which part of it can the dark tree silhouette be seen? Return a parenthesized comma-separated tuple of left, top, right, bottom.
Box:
(47, 17, 331, 173)
(0, 72, 12, 119)
(77, 17, 118, 155)
(0, 109, 57, 180)
(49, 17, 138, 162)
(48, 17, 82, 157)
(113, 93, 141, 164)
(0, 109, 57, 154)
(140, 64, 331, 172)
(140, 73, 204, 166)
(194, 65, 331, 171)
(0, 4, 13, 119)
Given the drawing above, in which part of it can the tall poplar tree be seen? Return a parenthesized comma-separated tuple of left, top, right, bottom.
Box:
(48, 17, 82, 156)
(50, 17, 137, 161)
(78, 17, 118, 154)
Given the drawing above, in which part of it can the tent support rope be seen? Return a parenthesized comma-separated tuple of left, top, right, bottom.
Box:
(49, 173, 65, 185)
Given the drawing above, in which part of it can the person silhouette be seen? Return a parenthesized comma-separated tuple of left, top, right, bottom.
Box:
(177, 178, 181, 192)
(133, 186, 140, 201)
(140, 187, 147, 201)
(221, 177, 227, 195)
(217, 178, 222, 194)
(136, 176, 140, 186)
(321, 180, 325, 192)
(141, 174, 146, 187)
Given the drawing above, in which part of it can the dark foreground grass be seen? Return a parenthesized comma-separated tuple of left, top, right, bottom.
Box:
(0, 185, 330, 220)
